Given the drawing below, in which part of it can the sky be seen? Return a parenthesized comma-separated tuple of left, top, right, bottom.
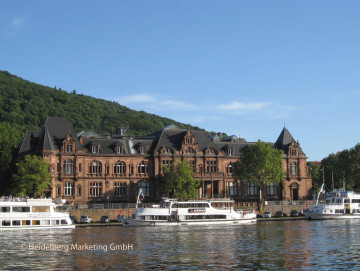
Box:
(1, 1, 360, 162)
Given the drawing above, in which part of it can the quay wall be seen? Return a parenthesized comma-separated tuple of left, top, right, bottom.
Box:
(66, 205, 307, 222)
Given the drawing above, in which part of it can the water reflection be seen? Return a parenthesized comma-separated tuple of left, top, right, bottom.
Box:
(1, 220, 360, 270)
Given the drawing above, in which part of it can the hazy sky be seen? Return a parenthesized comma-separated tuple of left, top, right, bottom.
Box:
(1, 1, 360, 161)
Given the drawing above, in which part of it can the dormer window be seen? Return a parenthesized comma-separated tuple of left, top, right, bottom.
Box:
(116, 145, 124, 154)
(162, 147, 172, 154)
(207, 148, 215, 155)
(185, 147, 195, 154)
(227, 148, 234, 156)
(291, 149, 297, 156)
(91, 144, 100, 154)
(139, 146, 148, 154)
(62, 132, 76, 153)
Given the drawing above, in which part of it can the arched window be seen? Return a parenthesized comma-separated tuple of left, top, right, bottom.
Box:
(63, 159, 73, 174)
(89, 161, 102, 175)
(64, 183, 73, 196)
(114, 161, 126, 175)
(138, 161, 149, 175)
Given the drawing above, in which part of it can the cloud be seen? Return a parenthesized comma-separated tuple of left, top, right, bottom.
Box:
(119, 94, 197, 110)
(11, 17, 25, 28)
(218, 101, 271, 111)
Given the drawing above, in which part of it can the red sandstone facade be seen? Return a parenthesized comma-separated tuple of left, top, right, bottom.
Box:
(19, 118, 312, 204)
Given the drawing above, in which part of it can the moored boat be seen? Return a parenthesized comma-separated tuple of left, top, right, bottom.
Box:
(120, 198, 257, 226)
(0, 197, 75, 230)
(305, 189, 360, 220)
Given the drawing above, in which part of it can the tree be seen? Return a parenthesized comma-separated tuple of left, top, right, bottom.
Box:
(162, 160, 200, 200)
(12, 155, 53, 197)
(307, 162, 322, 193)
(0, 123, 23, 195)
(233, 140, 283, 210)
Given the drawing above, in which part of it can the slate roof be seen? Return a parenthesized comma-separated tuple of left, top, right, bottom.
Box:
(18, 118, 304, 157)
(274, 127, 305, 155)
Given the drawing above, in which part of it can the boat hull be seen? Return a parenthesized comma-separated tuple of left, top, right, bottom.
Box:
(120, 217, 256, 226)
(0, 225, 75, 230)
(305, 212, 360, 220)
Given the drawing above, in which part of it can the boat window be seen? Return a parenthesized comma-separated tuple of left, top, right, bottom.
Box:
(22, 220, 31, 225)
(41, 220, 50, 225)
(12, 207, 30, 212)
(32, 206, 50, 212)
(352, 199, 360, 203)
(61, 219, 68, 225)
(344, 199, 350, 203)
(0, 207, 10, 212)
(32, 220, 41, 225)
(12, 220, 21, 226)
(2, 220, 11, 226)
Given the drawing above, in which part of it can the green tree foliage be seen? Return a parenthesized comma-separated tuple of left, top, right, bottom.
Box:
(12, 155, 53, 197)
(162, 160, 200, 200)
(233, 140, 283, 203)
(0, 123, 23, 195)
(307, 162, 322, 193)
(0, 70, 204, 136)
(321, 144, 360, 192)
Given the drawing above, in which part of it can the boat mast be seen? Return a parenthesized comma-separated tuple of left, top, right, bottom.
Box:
(316, 167, 325, 206)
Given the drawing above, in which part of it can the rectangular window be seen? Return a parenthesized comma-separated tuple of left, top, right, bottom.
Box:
(206, 161, 217, 173)
(89, 182, 102, 197)
(138, 182, 150, 197)
(267, 183, 277, 196)
(247, 183, 258, 196)
(227, 182, 238, 196)
(114, 182, 127, 197)
(162, 160, 173, 171)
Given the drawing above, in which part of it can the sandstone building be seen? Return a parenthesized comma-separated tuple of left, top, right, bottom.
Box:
(18, 117, 312, 203)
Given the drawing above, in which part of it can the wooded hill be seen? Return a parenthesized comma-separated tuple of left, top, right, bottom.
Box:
(0, 70, 204, 136)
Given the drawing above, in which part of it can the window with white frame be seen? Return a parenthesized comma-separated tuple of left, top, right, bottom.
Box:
(114, 182, 127, 197)
(89, 182, 102, 197)
(226, 163, 233, 175)
(64, 183, 73, 196)
(114, 161, 126, 175)
(138, 161, 149, 175)
(89, 161, 102, 175)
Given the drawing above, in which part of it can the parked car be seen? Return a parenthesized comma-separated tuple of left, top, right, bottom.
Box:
(274, 211, 286, 217)
(80, 215, 92, 223)
(290, 210, 299, 217)
(100, 215, 111, 223)
(70, 216, 77, 223)
(263, 212, 272, 218)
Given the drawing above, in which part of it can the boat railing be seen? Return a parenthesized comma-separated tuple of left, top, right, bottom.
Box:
(266, 200, 318, 206)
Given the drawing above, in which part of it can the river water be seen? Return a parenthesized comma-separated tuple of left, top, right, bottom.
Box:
(1, 219, 360, 270)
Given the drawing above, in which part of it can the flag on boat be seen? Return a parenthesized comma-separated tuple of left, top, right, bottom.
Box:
(71, 201, 76, 209)
(120, 208, 123, 216)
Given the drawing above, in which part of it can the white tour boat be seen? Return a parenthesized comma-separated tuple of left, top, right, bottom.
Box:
(0, 198, 75, 230)
(305, 189, 360, 220)
(120, 199, 257, 226)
